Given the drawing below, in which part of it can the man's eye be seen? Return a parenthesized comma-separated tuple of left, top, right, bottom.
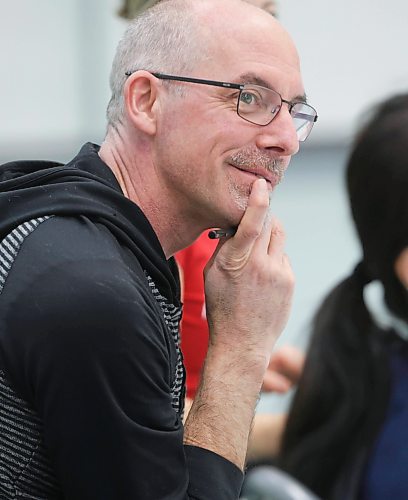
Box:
(240, 91, 257, 105)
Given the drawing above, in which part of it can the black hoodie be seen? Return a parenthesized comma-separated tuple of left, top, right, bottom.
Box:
(0, 143, 242, 499)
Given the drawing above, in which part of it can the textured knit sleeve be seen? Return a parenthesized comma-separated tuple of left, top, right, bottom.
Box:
(1, 216, 243, 499)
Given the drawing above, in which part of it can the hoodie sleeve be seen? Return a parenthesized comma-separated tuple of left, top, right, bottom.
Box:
(0, 216, 243, 499)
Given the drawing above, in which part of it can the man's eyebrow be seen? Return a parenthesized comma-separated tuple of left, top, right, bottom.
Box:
(237, 72, 308, 103)
(237, 72, 272, 88)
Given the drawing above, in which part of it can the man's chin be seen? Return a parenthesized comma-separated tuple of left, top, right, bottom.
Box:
(226, 185, 274, 223)
(229, 185, 250, 213)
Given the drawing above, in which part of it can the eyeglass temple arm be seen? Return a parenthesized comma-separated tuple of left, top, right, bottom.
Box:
(124, 70, 243, 90)
(151, 73, 243, 90)
(292, 111, 318, 123)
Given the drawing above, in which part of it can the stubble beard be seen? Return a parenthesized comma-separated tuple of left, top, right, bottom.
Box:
(229, 183, 274, 219)
(227, 147, 286, 218)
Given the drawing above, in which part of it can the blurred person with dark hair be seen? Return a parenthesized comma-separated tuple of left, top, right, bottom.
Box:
(0, 0, 318, 498)
(277, 93, 408, 500)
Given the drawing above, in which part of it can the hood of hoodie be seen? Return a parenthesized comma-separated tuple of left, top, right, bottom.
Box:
(0, 142, 180, 304)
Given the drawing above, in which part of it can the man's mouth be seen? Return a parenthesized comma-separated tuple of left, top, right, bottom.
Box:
(227, 149, 287, 188)
(229, 163, 282, 187)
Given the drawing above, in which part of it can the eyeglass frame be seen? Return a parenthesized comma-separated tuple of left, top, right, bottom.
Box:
(124, 71, 318, 141)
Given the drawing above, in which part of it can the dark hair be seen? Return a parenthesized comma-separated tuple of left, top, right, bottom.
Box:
(277, 94, 408, 498)
(348, 94, 408, 319)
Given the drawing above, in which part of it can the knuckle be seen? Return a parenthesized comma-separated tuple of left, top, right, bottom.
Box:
(271, 223, 285, 239)
(239, 225, 262, 241)
(268, 266, 295, 293)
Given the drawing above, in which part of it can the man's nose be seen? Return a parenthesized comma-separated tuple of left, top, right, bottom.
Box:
(255, 107, 300, 156)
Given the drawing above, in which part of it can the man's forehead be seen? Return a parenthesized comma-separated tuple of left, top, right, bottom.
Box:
(193, 0, 303, 96)
(209, 10, 299, 68)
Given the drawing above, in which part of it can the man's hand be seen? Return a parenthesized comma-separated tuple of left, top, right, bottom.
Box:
(184, 179, 295, 470)
(204, 178, 294, 361)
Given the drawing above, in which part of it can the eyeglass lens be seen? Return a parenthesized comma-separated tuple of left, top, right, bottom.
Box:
(238, 85, 316, 141)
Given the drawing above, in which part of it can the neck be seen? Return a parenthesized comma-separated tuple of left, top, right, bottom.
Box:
(99, 127, 206, 257)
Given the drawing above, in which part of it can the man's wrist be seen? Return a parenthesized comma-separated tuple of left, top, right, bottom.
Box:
(183, 345, 268, 470)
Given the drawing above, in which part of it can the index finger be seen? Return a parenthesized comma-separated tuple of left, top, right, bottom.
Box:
(230, 178, 270, 254)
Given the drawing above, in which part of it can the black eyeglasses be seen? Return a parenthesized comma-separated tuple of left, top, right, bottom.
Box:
(124, 71, 318, 142)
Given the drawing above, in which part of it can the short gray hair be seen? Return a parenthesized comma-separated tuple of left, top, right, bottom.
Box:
(106, 0, 207, 127)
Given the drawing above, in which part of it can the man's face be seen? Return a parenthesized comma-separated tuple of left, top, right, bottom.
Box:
(154, 7, 304, 231)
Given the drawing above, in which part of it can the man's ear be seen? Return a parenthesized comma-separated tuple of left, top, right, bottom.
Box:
(124, 71, 159, 135)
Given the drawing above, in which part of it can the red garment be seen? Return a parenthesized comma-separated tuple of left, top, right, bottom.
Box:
(176, 233, 217, 399)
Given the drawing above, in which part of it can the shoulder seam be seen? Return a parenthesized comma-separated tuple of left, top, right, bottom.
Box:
(0, 216, 53, 294)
